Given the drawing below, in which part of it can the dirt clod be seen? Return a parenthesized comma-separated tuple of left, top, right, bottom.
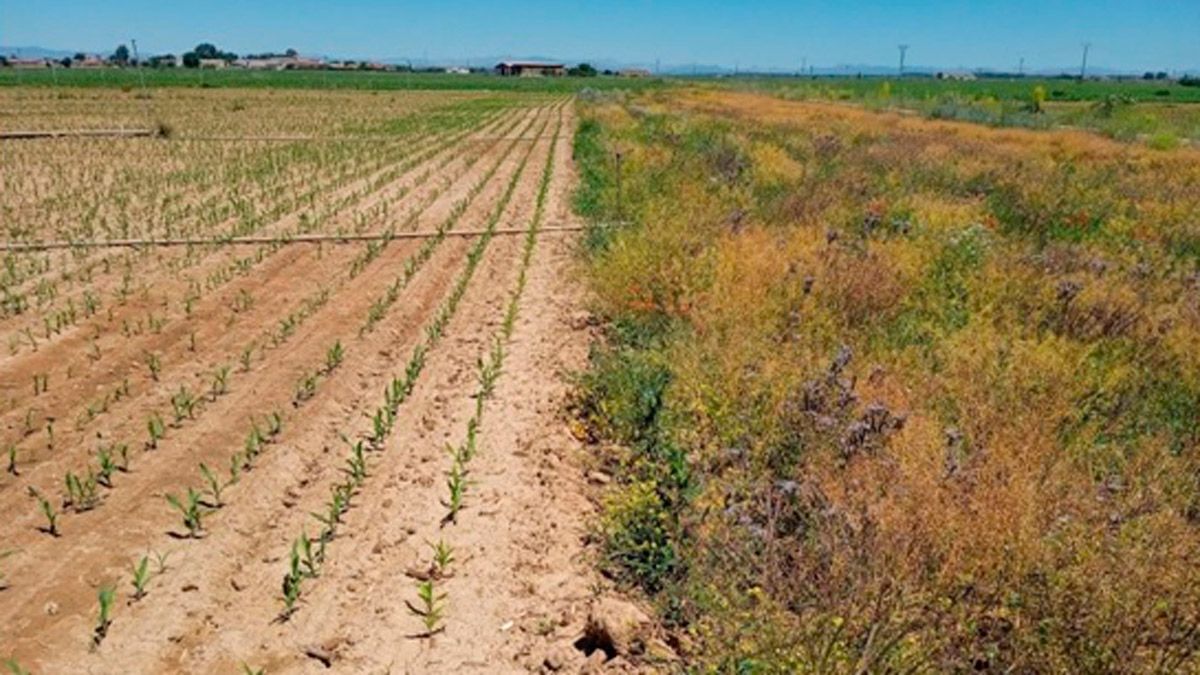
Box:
(583, 597, 651, 658)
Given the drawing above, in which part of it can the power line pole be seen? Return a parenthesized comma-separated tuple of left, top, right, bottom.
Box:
(898, 44, 909, 76)
(1018, 57, 1024, 76)
(1080, 42, 1091, 80)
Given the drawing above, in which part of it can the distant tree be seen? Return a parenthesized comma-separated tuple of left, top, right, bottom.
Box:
(182, 52, 200, 68)
(568, 62, 598, 77)
(1156, 71, 1168, 80)
(0, 56, 8, 67)
(194, 43, 218, 59)
(59, 57, 72, 68)
(73, 52, 86, 62)
(1143, 71, 1155, 80)
(285, 48, 298, 57)
(111, 44, 130, 65)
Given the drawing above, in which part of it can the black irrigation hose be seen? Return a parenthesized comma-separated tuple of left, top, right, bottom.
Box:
(0, 225, 592, 252)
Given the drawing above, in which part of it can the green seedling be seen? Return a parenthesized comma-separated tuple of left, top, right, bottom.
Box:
(406, 579, 447, 636)
(65, 470, 100, 512)
(92, 585, 114, 647)
(165, 488, 205, 538)
(241, 664, 265, 675)
(293, 373, 317, 405)
(130, 555, 151, 601)
(325, 341, 344, 374)
(199, 463, 224, 508)
(229, 453, 243, 484)
(4, 657, 31, 675)
(297, 531, 323, 578)
(144, 414, 166, 451)
(443, 460, 467, 524)
(311, 484, 351, 541)
(240, 344, 254, 372)
(144, 352, 161, 381)
(152, 550, 171, 575)
(429, 539, 455, 579)
(280, 545, 303, 620)
(266, 411, 283, 438)
(171, 386, 196, 425)
(463, 417, 479, 462)
(28, 487, 58, 536)
(95, 448, 117, 488)
(211, 365, 230, 400)
(5, 445, 17, 476)
(343, 441, 368, 486)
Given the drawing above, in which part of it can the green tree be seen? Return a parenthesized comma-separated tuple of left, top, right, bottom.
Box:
(182, 52, 200, 68)
(569, 62, 598, 77)
(111, 44, 130, 65)
(194, 43, 219, 59)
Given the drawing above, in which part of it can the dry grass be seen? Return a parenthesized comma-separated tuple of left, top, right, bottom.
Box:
(577, 89, 1200, 672)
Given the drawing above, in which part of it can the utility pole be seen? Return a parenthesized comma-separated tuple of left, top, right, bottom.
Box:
(801, 56, 807, 77)
(898, 44, 909, 76)
(130, 38, 151, 129)
(1080, 42, 1091, 80)
(1018, 57, 1024, 76)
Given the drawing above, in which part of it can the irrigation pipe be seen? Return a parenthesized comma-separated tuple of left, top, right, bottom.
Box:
(0, 224, 605, 252)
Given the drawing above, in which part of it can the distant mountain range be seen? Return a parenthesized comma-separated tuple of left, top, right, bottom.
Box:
(4, 45, 1193, 77)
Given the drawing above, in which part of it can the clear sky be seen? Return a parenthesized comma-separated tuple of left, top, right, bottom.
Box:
(2, 0, 1197, 71)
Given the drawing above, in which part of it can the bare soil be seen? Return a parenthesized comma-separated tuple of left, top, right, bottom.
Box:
(1, 99, 630, 673)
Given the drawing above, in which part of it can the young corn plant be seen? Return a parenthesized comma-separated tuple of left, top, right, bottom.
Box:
(429, 539, 455, 579)
(407, 580, 447, 637)
(171, 386, 196, 425)
(199, 463, 225, 508)
(293, 373, 318, 406)
(240, 344, 254, 372)
(28, 487, 58, 536)
(342, 441, 368, 487)
(325, 340, 345, 374)
(152, 550, 171, 575)
(211, 365, 230, 400)
(146, 413, 166, 450)
(280, 545, 304, 621)
(266, 411, 283, 438)
(5, 444, 16, 476)
(144, 352, 161, 381)
(297, 531, 323, 579)
(130, 555, 151, 601)
(95, 448, 117, 488)
(442, 459, 467, 525)
(311, 483, 351, 542)
(165, 488, 205, 538)
(92, 585, 115, 648)
(65, 470, 101, 512)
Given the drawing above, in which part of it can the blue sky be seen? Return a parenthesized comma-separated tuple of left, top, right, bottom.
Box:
(2, 0, 1197, 71)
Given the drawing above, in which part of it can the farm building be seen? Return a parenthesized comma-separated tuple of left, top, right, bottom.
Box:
(495, 61, 565, 77)
(619, 68, 652, 78)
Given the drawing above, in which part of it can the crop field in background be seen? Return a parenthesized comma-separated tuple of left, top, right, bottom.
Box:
(0, 67, 666, 93)
(0, 85, 588, 672)
(740, 76, 1200, 142)
(574, 87, 1200, 672)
